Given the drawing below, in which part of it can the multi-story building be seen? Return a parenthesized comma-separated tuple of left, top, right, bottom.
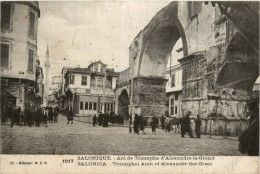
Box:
(1, 2, 40, 113)
(60, 66, 75, 111)
(63, 61, 119, 116)
(166, 64, 183, 117)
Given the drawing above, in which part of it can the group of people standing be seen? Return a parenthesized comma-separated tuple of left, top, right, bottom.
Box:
(131, 111, 202, 138)
(92, 112, 125, 127)
(179, 111, 201, 138)
(133, 114, 157, 134)
(8, 106, 59, 127)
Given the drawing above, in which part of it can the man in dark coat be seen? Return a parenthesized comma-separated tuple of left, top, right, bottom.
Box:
(139, 115, 146, 134)
(150, 115, 157, 134)
(133, 114, 139, 134)
(54, 106, 59, 123)
(35, 108, 42, 127)
(27, 108, 33, 127)
(48, 108, 53, 123)
(103, 113, 109, 127)
(93, 114, 97, 127)
(239, 97, 259, 156)
(195, 115, 202, 138)
(160, 115, 166, 130)
(10, 107, 20, 127)
(181, 111, 193, 138)
(67, 107, 73, 124)
(98, 112, 103, 126)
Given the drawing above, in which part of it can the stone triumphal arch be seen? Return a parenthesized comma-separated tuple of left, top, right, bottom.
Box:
(115, 2, 259, 127)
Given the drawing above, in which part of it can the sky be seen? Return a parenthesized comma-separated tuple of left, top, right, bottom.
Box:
(37, 1, 171, 83)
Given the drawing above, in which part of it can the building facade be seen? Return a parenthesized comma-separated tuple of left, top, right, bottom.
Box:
(63, 61, 119, 116)
(166, 65, 183, 118)
(1, 2, 40, 113)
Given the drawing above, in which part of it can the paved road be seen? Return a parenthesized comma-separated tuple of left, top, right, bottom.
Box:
(1, 114, 242, 155)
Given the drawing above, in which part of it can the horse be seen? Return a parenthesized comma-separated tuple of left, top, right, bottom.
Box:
(171, 116, 181, 133)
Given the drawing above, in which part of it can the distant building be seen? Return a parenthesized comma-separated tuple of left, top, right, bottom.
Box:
(1, 2, 40, 112)
(63, 61, 119, 116)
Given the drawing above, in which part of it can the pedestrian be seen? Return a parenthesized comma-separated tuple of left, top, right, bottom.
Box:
(93, 114, 97, 127)
(98, 112, 103, 126)
(195, 115, 202, 138)
(181, 111, 193, 138)
(10, 106, 19, 127)
(54, 107, 59, 123)
(150, 116, 157, 134)
(139, 115, 146, 134)
(27, 108, 33, 127)
(48, 108, 53, 123)
(160, 115, 165, 130)
(165, 116, 172, 132)
(67, 107, 74, 124)
(43, 108, 48, 124)
(35, 108, 41, 127)
(133, 114, 139, 134)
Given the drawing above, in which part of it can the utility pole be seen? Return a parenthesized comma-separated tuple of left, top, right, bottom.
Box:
(129, 60, 134, 133)
(102, 65, 107, 113)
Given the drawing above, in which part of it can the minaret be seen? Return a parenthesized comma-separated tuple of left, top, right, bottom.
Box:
(44, 44, 50, 107)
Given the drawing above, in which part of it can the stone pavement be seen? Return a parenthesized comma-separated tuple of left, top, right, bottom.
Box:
(1, 114, 243, 155)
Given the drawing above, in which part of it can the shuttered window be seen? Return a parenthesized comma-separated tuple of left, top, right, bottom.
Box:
(29, 11, 35, 36)
(81, 76, 87, 86)
(1, 44, 9, 67)
(28, 49, 34, 71)
(70, 75, 75, 84)
(1, 3, 11, 29)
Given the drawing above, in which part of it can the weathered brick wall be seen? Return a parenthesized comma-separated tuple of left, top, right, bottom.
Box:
(132, 77, 167, 116)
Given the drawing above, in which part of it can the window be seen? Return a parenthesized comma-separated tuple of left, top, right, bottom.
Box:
(70, 75, 75, 84)
(1, 3, 11, 29)
(93, 102, 97, 110)
(101, 66, 105, 73)
(28, 49, 34, 71)
(170, 99, 174, 115)
(97, 78, 103, 88)
(175, 93, 178, 100)
(175, 106, 178, 115)
(1, 44, 9, 67)
(89, 102, 92, 110)
(171, 74, 175, 87)
(104, 103, 107, 112)
(85, 102, 88, 110)
(29, 11, 35, 36)
(111, 104, 114, 112)
(94, 64, 98, 72)
(80, 102, 83, 110)
(81, 76, 87, 86)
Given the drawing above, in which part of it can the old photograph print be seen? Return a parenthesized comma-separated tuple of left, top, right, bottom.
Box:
(1, 1, 259, 156)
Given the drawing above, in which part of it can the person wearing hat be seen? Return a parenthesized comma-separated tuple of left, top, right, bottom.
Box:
(239, 97, 259, 156)
(195, 115, 202, 138)
(181, 111, 193, 138)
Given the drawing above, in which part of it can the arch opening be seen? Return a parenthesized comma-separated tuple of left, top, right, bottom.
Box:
(139, 19, 188, 78)
(216, 33, 259, 91)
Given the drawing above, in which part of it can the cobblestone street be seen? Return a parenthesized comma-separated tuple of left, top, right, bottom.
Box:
(1, 114, 242, 155)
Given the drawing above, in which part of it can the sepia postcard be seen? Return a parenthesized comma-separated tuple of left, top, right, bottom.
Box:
(0, 1, 259, 174)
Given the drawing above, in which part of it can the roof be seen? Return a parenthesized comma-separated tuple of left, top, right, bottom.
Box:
(88, 61, 107, 68)
(64, 67, 119, 77)
(65, 68, 94, 77)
